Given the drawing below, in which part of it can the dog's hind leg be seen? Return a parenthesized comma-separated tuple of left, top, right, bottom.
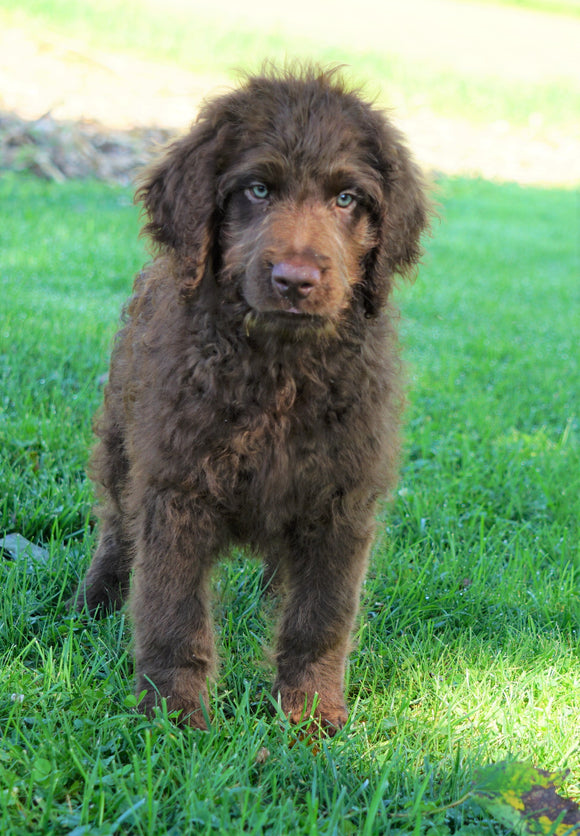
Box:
(71, 503, 132, 615)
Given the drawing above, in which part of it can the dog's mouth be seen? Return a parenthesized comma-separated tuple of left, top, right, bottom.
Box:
(243, 309, 336, 340)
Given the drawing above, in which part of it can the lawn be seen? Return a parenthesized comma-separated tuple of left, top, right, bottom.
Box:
(1, 172, 578, 834)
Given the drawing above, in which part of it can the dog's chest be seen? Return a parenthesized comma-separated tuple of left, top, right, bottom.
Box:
(158, 333, 391, 522)
(216, 367, 369, 516)
(221, 374, 336, 473)
(187, 354, 339, 475)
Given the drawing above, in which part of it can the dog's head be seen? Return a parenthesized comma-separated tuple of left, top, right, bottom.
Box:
(137, 67, 430, 329)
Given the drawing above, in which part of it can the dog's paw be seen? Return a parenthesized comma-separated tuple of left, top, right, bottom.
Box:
(69, 579, 125, 616)
(275, 685, 348, 736)
(139, 689, 210, 730)
(137, 669, 211, 730)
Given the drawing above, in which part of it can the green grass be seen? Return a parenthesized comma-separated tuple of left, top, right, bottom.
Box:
(1, 0, 578, 131)
(1, 173, 579, 833)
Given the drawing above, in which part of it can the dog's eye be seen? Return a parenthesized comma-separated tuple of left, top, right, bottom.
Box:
(246, 183, 270, 202)
(336, 192, 355, 209)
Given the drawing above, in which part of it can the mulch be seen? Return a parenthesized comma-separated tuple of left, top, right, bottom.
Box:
(0, 110, 174, 185)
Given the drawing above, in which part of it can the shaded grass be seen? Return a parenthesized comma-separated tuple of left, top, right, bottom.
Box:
(1, 0, 578, 131)
(1, 173, 579, 833)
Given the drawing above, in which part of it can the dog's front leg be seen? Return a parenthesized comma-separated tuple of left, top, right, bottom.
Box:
(273, 523, 373, 735)
(130, 488, 219, 729)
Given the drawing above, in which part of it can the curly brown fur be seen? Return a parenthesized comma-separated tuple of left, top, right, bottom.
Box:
(72, 66, 430, 734)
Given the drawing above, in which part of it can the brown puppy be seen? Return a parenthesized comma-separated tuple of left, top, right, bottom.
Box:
(73, 66, 430, 733)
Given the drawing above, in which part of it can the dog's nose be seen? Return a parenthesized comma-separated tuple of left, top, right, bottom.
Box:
(271, 261, 321, 302)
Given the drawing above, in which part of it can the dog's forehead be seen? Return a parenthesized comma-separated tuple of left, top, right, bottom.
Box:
(216, 86, 382, 188)
(224, 79, 375, 153)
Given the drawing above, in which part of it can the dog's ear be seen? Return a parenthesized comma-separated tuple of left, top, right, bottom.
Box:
(362, 120, 431, 315)
(136, 119, 226, 298)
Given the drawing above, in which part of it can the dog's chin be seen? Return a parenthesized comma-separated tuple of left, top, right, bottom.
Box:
(243, 309, 338, 341)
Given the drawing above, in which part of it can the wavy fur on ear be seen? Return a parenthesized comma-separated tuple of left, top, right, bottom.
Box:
(359, 112, 430, 316)
(135, 119, 225, 297)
